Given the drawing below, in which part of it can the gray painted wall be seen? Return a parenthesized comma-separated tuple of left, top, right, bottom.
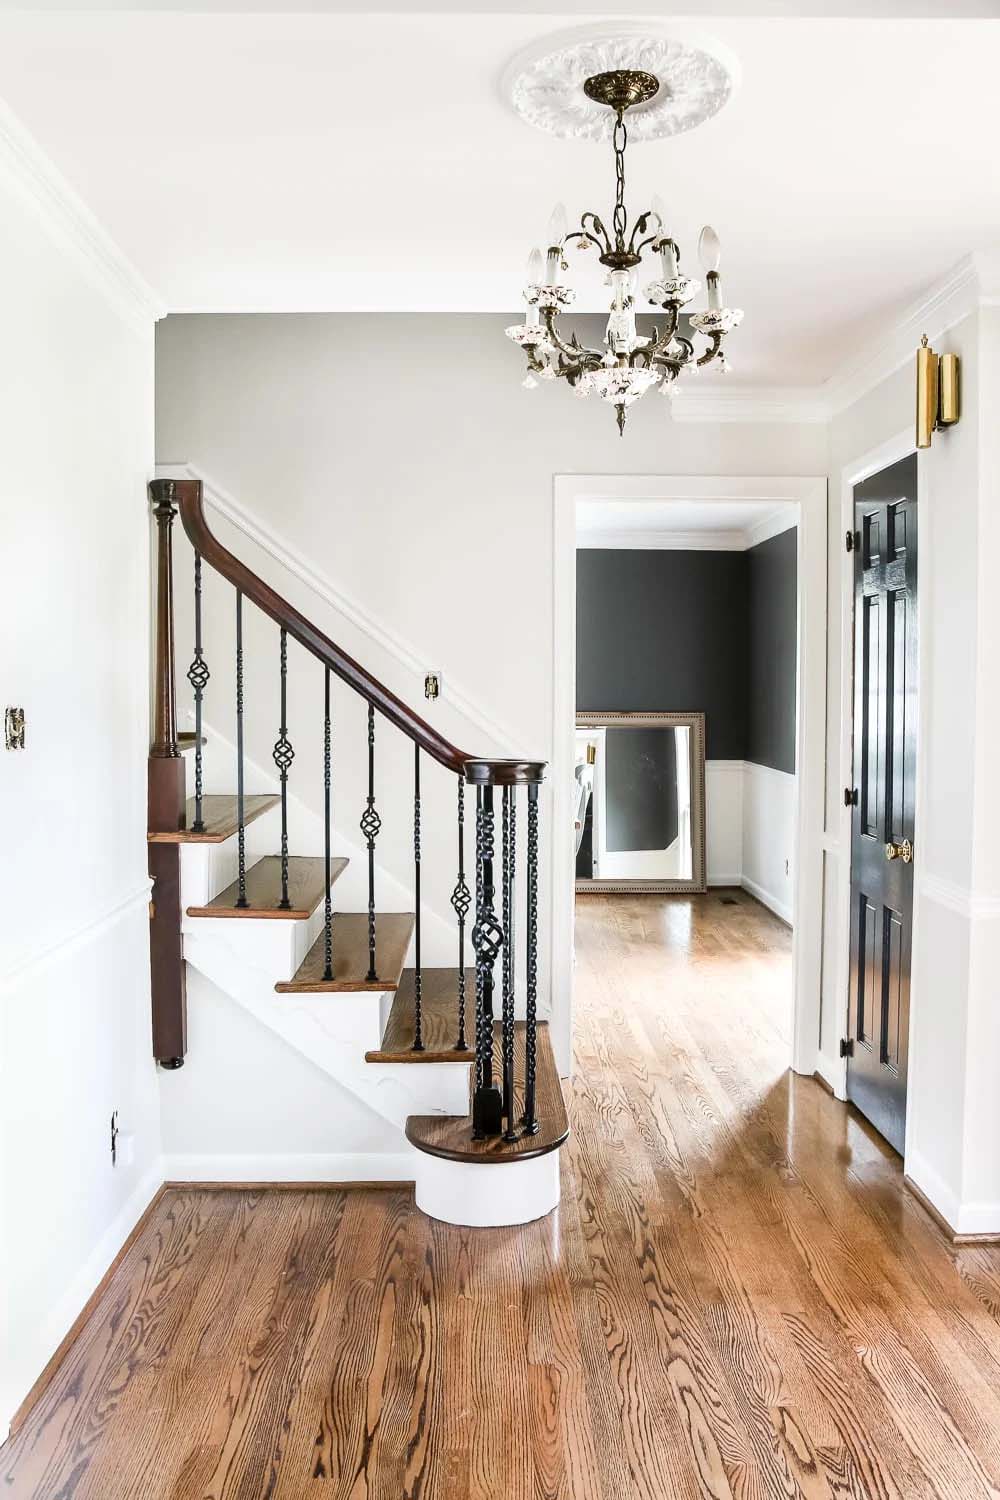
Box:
(747, 527, 798, 774)
(576, 538, 797, 772)
(576, 549, 749, 760)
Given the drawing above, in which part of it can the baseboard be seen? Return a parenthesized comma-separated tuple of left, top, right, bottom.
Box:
(813, 1049, 845, 1099)
(904, 1150, 1000, 1241)
(162, 1151, 417, 1184)
(8, 1163, 166, 1438)
(740, 875, 794, 926)
(707, 873, 742, 887)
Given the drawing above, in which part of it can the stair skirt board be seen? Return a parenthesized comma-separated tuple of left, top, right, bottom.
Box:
(413, 1151, 561, 1227)
(162, 1152, 419, 1185)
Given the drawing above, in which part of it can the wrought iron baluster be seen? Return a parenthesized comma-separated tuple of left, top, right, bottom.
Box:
(272, 627, 295, 910)
(186, 551, 210, 833)
(472, 783, 503, 1139)
(450, 774, 471, 1051)
(523, 780, 540, 1133)
(502, 787, 517, 1140)
(359, 704, 381, 982)
(323, 667, 333, 981)
(412, 744, 424, 1051)
(234, 590, 248, 908)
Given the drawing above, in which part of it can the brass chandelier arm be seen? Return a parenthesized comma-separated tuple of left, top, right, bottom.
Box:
(697, 332, 724, 366)
(541, 308, 605, 369)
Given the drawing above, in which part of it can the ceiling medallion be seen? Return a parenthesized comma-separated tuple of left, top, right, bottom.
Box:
(503, 23, 737, 144)
(504, 44, 743, 434)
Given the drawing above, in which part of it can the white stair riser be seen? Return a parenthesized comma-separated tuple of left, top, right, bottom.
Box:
(414, 1152, 561, 1226)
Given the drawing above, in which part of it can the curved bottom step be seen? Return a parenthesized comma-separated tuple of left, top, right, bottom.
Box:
(414, 1148, 561, 1227)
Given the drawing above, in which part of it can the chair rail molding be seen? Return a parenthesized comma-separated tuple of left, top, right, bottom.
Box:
(0, 98, 164, 335)
(155, 464, 520, 757)
(0, 879, 153, 993)
(919, 872, 1000, 922)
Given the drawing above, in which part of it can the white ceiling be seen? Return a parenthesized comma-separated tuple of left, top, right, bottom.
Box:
(577, 497, 794, 547)
(0, 10, 997, 384)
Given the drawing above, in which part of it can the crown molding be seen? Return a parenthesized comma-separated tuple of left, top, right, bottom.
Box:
(577, 527, 747, 551)
(745, 504, 798, 550)
(0, 98, 165, 335)
(669, 386, 829, 424)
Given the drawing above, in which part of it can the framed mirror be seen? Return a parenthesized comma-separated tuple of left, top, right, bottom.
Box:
(574, 712, 706, 894)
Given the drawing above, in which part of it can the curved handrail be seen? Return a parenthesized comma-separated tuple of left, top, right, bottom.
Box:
(158, 478, 545, 783)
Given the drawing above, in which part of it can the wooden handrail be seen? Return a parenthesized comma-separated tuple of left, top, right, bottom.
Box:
(152, 479, 546, 784)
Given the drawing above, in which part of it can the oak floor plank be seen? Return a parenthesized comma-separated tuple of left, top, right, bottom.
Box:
(8, 892, 1000, 1499)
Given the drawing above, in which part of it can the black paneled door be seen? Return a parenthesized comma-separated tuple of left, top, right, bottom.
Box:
(847, 455, 918, 1154)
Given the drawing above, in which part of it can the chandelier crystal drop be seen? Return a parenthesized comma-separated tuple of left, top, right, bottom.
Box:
(505, 69, 743, 435)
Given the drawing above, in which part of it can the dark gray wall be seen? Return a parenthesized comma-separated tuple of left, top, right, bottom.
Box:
(746, 528, 797, 774)
(605, 727, 678, 852)
(576, 549, 748, 760)
(576, 536, 797, 772)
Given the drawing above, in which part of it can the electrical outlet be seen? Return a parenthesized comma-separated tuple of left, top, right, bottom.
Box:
(110, 1110, 119, 1166)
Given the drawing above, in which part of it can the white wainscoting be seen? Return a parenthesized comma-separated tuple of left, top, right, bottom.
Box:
(706, 760, 797, 925)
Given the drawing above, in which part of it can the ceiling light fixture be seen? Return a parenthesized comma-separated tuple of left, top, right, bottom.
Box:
(505, 66, 742, 435)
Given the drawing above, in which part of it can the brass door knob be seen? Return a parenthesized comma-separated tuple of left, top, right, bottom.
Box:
(885, 842, 899, 860)
(885, 839, 914, 864)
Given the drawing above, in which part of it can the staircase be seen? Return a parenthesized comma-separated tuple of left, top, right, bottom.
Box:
(146, 479, 567, 1226)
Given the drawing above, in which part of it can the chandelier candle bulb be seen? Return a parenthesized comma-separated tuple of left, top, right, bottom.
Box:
(707, 270, 722, 312)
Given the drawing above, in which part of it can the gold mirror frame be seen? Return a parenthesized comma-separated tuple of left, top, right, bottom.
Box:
(574, 711, 707, 894)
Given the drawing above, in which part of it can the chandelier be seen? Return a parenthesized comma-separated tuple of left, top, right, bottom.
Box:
(505, 69, 743, 435)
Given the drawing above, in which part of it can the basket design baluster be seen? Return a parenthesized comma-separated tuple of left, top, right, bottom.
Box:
(359, 704, 381, 982)
(272, 627, 295, 910)
(472, 785, 504, 1138)
(501, 788, 517, 1140)
(523, 782, 540, 1133)
(186, 551, 210, 833)
(450, 774, 471, 1051)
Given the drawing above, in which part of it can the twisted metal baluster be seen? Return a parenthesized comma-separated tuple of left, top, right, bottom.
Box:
(450, 774, 471, 1051)
(359, 704, 381, 982)
(501, 787, 518, 1140)
(472, 784, 503, 1139)
(186, 551, 210, 833)
(322, 667, 333, 981)
(234, 590, 248, 908)
(272, 628, 295, 910)
(523, 781, 540, 1133)
(412, 744, 424, 1051)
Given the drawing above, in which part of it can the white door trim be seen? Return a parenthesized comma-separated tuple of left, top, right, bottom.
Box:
(551, 473, 827, 1081)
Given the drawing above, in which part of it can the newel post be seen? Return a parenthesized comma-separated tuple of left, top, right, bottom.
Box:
(147, 478, 187, 1068)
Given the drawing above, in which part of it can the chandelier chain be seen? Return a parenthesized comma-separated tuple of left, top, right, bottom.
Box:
(612, 110, 628, 249)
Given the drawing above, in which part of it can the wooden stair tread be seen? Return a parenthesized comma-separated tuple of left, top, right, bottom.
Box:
(275, 912, 415, 992)
(405, 1021, 568, 1163)
(187, 855, 347, 919)
(149, 794, 279, 844)
(366, 969, 473, 1062)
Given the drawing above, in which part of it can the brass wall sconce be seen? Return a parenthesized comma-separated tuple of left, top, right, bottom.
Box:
(916, 333, 960, 449)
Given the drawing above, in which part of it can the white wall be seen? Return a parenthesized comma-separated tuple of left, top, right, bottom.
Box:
(0, 116, 160, 1429)
(706, 759, 797, 923)
(824, 291, 1000, 1234)
(155, 313, 828, 1069)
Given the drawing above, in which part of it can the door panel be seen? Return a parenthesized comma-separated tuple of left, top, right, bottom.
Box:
(847, 454, 917, 1154)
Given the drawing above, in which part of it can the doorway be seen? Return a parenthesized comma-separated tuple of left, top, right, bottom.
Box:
(846, 454, 918, 1154)
(550, 474, 828, 1082)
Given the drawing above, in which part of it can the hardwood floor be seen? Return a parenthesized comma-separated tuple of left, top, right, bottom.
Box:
(7, 891, 1000, 1499)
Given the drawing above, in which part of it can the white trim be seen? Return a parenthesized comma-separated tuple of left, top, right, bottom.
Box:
(414, 1149, 560, 1227)
(823, 254, 996, 418)
(577, 527, 748, 552)
(740, 874, 793, 926)
(0, 880, 152, 991)
(163, 1152, 416, 1184)
(553, 473, 826, 1083)
(669, 387, 829, 425)
(707, 873, 742, 887)
(906, 1147, 1000, 1237)
(155, 462, 520, 756)
(920, 873, 1000, 921)
(743, 758, 796, 786)
(745, 505, 799, 550)
(0, 97, 164, 335)
(706, 758, 746, 774)
(814, 1048, 843, 1097)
